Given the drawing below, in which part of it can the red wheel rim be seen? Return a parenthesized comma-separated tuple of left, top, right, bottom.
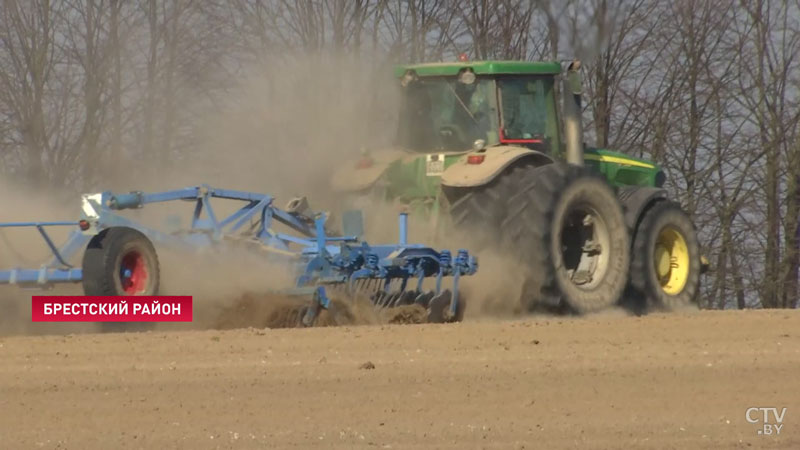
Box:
(120, 250, 148, 295)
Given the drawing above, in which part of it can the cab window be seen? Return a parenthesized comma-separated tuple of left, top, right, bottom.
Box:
(498, 77, 553, 141)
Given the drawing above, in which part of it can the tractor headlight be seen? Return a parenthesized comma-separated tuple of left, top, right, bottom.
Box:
(458, 68, 476, 85)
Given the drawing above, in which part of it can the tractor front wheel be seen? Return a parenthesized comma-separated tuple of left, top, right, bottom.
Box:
(629, 201, 701, 310)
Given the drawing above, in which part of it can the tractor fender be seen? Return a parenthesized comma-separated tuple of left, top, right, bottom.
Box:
(331, 149, 406, 193)
(616, 186, 668, 233)
(440, 145, 553, 188)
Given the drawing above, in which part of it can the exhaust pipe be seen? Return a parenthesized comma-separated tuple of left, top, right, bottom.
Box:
(562, 60, 584, 166)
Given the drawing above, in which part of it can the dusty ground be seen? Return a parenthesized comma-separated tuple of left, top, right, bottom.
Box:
(0, 309, 798, 449)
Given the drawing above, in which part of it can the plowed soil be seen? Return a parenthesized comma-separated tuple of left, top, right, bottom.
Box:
(0, 309, 798, 449)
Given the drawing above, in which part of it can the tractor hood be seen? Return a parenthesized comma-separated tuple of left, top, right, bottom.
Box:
(584, 148, 664, 188)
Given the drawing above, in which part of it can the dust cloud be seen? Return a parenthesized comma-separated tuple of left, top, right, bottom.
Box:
(0, 180, 92, 335)
(105, 54, 399, 204)
(0, 54, 413, 335)
(142, 54, 410, 330)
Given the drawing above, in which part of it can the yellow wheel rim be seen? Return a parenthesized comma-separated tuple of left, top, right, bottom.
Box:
(654, 227, 689, 295)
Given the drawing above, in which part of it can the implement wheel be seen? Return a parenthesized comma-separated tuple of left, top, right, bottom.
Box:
(82, 227, 160, 296)
(82, 227, 160, 333)
(503, 163, 630, 314)
(629, 201, 700, 310)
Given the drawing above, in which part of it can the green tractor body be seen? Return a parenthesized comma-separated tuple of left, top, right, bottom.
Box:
(331, 60, 703, 314)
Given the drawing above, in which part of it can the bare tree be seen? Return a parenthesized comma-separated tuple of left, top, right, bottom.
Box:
(0, 0, 59, 185)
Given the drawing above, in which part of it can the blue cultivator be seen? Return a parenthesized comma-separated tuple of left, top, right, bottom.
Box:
(0, 185, 478, 325)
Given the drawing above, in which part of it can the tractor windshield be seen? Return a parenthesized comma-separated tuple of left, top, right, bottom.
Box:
(397, 77, 498, 152)
(497, 76, 553, 141)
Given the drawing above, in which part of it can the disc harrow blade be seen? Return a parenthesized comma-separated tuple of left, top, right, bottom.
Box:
(322, 275, 467, 324)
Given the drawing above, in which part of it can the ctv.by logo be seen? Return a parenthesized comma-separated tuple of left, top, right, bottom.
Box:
(746, 407, 787, 435)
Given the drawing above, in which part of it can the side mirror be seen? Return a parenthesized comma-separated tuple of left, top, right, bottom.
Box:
(566, 60, 583, 108)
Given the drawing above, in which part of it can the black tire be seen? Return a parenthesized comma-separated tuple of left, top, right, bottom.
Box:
(444, 163, 532, 249)
(82, 227, 160, 296)
(629, 201, 701, 311)
(82, 227, 160, 333)
(503, 163, 630, 314)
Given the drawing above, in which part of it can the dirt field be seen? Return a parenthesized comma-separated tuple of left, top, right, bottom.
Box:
(0, 309, 798, 449)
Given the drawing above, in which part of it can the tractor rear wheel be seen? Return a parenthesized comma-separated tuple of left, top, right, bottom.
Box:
(445, 163, 532, 249)
(629, 201, 701, 310)
(503, 163, 630, 314)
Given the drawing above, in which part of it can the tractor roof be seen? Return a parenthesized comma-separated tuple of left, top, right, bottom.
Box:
(394, 60, 562, 78)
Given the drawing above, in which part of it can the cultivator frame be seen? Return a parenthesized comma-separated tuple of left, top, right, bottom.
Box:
(0, 185, 477, 324)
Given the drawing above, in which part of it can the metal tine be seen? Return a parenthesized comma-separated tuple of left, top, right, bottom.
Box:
(352, 278, 379, 298)
(386, 292, 401, 308)
(354, 277, 426, 310)
(381, 286, 399, 308)
(375, 292, 386, 308)
(374, 279, 383, 297)
(378, 290, 392, 308)
(385, 292, 401, 308)
(415, 290, 435, 308)
(391, 288, 411, 307)
(398, 290, 417, 306)
(361, 279, 372, 298)
(372, 290, 386, 307)
(375, 292, 392, 309)
(350, 279, 358, 296)
(366, 279, 373, 294)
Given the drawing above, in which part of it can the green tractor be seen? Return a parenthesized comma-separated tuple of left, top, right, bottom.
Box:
(331, 59, 704, 314)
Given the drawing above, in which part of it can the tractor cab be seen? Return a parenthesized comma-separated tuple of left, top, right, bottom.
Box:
(395, 61, 563, 156)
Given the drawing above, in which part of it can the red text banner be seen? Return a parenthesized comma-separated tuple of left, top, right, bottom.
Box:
(31, 296, 193, 322)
